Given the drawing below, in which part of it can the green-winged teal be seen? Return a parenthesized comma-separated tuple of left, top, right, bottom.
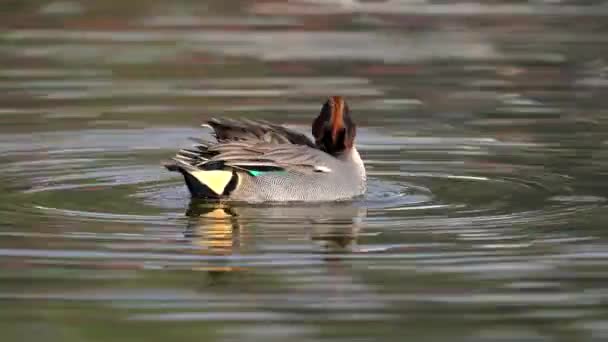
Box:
(165, 96, 366, 202)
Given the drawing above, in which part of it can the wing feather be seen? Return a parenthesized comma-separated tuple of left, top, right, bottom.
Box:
(166, 118, 331, 174)
(207, 117, 316, 147)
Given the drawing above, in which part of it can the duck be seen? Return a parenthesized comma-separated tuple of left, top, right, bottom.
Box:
(165, 96, 366, 202)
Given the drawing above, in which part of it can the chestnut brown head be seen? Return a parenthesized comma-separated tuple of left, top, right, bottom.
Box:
(312, 96, 356, 155)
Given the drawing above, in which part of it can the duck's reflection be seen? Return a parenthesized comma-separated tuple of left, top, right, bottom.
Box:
(184, 199, 367, 257)
(183, 201, 387, 316)
(184, 202, 240, 257)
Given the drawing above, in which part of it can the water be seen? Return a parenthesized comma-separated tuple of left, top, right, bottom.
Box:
(2, 1, 608, 341)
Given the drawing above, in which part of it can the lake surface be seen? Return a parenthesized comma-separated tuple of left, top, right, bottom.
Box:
(2, 1, 608, 341)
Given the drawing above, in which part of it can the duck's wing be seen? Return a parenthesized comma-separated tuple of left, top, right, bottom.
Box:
(207, 118, 316, 147)
(170, 141, 333, 175)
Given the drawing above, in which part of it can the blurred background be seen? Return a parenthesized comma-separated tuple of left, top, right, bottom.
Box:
(2, 0, 608, 341)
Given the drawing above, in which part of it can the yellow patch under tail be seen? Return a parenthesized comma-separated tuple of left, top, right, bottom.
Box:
(189, 170, 234, 196)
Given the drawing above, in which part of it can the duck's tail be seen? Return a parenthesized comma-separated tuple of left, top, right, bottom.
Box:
(164, 160, 238, 198)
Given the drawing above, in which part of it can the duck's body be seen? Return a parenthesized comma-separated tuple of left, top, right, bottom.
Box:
(165, 96, 366, 202)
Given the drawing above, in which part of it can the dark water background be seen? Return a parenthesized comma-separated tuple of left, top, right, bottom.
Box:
(2, 1, 608, 341)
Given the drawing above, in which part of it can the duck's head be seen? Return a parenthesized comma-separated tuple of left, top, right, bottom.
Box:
(312, 96, 356, 155)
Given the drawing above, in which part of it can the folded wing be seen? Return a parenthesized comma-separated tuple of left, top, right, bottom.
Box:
(166, 118, 330, 175)
(207, 118, 316, 147)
